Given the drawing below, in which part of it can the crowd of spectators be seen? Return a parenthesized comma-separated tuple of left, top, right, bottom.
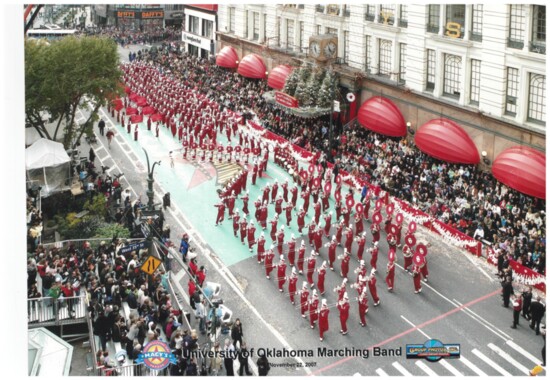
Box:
(132, 43, 545, 275)
(79, 25, 181, 45)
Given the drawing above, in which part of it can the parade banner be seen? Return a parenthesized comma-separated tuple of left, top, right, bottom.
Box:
(275, 91, 299, 108)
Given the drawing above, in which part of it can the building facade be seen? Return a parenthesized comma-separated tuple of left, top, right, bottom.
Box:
(216, 4, 546, 162)
(183, 5, 218, 58)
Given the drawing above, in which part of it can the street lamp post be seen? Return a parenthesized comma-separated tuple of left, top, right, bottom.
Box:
(143, 148, 161, 211)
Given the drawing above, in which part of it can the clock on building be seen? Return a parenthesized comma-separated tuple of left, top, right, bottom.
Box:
(309, 34, 338, 62)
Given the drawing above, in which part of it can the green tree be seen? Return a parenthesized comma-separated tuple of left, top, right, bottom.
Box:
(283, 68, 300, 96)
(304, 69, 325, 107)
(25, 36, 122, 149)
(318, 70, 336, 108)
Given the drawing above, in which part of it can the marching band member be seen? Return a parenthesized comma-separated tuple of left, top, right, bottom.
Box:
(386, 258, 395, 292)
(338, 293, 350, 335)
(413, 264, 422, 293)
(369, 241, 379, 273)
(334, 278, 348, 302)
(247, 221, 256, 252)
(323, 211, 333, 237)
(358, 287, 369, 327)
(306, 252, 317, 287)
(338, 249, 352, 278)
(232, 209, 240, 237)
(318, 299, 330, 342)
(368, 269, 381, 306)
(287, 234, 296, 267)
(355, 232, 367, 262)
(277, 256, 287, 292)
(309, 290, 319, 328)
(256, 232, 266, 264)
(317, 261, 327, 295)
(288, 268, 298, 305)
(284, 202, 293, 226)
(214, 199, 226, 226)
(264, 245, 275, 279)
(269, 215, 278, 241)
(239, 216, 248, 245)
(402, 244, 413, 272)
(297, 240, 306, 274)
(371, 221, 381, 244)
(324, 236, 338, 271)
(299, 282, 309, 318)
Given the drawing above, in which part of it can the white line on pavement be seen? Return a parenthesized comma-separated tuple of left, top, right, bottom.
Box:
(375, 368, 388, 376)
(392, 362, 413, 376)
(506, 340, 543, 366)
(472, 348, 512, 376)
(488, 343, 530, 374)
(459, 355, 487, 376)
(452, 299, 512, 341)
(415, 360, 439, 376)
(400, 315, 463, 376)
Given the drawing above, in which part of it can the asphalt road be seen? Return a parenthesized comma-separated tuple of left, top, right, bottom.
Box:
(77, 44, 546, 376)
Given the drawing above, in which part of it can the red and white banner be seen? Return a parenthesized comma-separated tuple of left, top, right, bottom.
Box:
(275, 91, 299, 108)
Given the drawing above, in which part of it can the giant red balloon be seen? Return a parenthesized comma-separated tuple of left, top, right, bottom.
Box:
(414, 118, 480, 164)
(237, 54, 267, 79)
(357, 96, 406, 137)
(492, 146, 546, 199)
(216, 46, 239, 69)
(267, 65, 293, 90)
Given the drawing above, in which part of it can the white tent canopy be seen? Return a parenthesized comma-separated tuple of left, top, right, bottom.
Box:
(26, 138, 71, 197)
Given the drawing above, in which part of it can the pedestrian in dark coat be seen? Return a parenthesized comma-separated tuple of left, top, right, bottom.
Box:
(231, 318, 243, 349)
(257, 353, 270, 376)
(98, 119, 106, 136)
(530, 297, 546, 335)
(238, 341, 253, 376)
(522, 286, 533, 319)
(501, 276, 514, 308)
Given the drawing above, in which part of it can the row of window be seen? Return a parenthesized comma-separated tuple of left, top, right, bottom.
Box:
(366, 37, 545, 124)
(509, 4, 546, 53)
(188, 15, 213, 38)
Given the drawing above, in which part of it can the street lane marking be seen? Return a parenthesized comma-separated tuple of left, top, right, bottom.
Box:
(472, 348, 512, 376)
(439, 359, 463, 376)
(506, 340, 542, 365)
(400, 315, 462, 376)
(392, 362, 412, 376)
(416, 361, 439, 376)
(453, 299, 512, 340)
(488, 343, 530, 374)
(375, 368, 388, 376)
(459, 355, 487, 376)
(309, 289, 501, 375)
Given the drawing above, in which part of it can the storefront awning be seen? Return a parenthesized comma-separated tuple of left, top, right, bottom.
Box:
(267, 65, 293, 90)
(357, 96, 406, 137)
(492, 146, 546, 199)
(237, 53, 267, 79)
(216, 45, 239, 69)
(414, 118, 480, 164)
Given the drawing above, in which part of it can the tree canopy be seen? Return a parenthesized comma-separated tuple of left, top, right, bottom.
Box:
(25, 36, 122, 148)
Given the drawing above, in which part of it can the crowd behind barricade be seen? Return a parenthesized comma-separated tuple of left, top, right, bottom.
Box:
(79, 25, 181, 46)
(133, 43, 545, 275)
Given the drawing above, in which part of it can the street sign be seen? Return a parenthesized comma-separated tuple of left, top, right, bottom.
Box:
(140, 209, 162, 221)
(140, 255, 162, 275)
(120, 240, 146, 255)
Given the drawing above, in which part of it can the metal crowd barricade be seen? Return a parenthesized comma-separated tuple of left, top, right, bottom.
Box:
(28, 294, 87, 325)
(96, 363, 170, 376)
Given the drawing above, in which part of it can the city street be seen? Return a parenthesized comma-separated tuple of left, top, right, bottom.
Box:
(76, 44, 547, 377)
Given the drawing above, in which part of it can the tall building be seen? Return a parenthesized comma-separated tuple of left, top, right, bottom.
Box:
(216, 4, 546, 162)
(183, 5, 218, 58)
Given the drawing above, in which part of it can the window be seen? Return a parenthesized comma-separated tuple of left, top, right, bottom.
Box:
(399, 5, 408, 27)
(344, 31, 349, 63)
(470, 5, 483, 41)
(316, 24, 322, 35)
(245, 11, 249, 38)
(189, 15, 199, 34)
(201, 19, 213, 38)
(326, 27, 338, 36)
(315, 4, 325, 13)
(263, 14, 266, 42)
(426, 49, 436, 91)
(508, 5, 524, 49)
(399, 43, 407, 84)
(276, 17, 281, 46)
(443, 54, 462, 98)
(344, 4, 351, 17)
(365, 35, 372, 73)
(445, 4, 465, 39)
(470, 59, 481, 105)
(365, 5, 375, 21)
(427, 5, 440, 33)
(530, 5, 546, 54)
(299, 21, 304, 52)
(528, 74, 546, 124)
(253, 12, 260, 40)
(505, 67, 519, 115)
(380, 4, 395, 25)
(286, 19, 294, 49)
(229, 7, 235, 32)
(378, 39, 392, 77)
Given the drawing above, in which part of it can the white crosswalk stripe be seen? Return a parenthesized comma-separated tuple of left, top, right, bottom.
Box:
(488, 343, 530, 374)
(439, 359, 463, 376)
(416, 361, 439, 376)
(392, 362, 413, 376)
(506, 340, 542, 365)
(375, 368, 388, 376)
(472, 348, 512, 376)
(459, 355, 488, 376)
